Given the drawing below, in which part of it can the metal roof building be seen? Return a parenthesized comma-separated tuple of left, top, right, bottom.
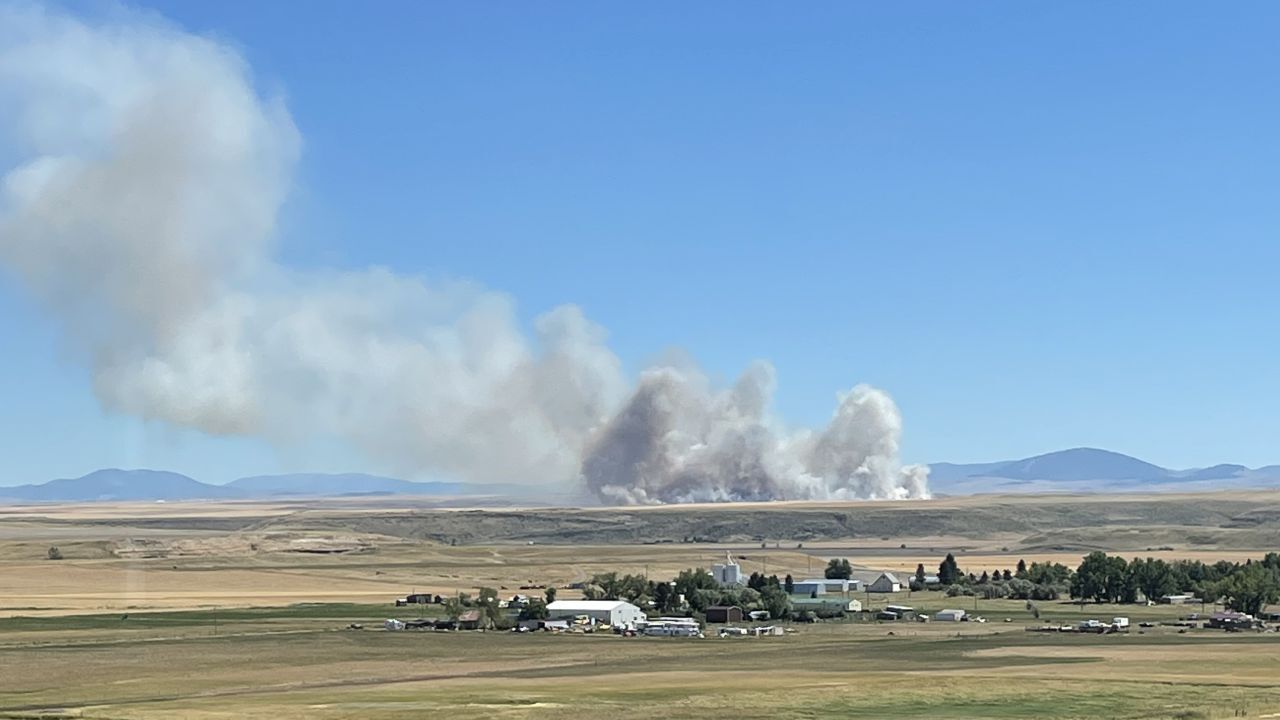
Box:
(546, 600, 646, 628)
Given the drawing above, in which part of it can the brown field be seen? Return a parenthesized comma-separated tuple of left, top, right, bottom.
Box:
(2, 490, 1280, 718)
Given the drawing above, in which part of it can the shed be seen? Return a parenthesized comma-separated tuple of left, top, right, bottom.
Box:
(706, 605, 745, 623)
(934, 608, 966, 622)
(867, 572, 902, 593)
(456, 609, 483, 630)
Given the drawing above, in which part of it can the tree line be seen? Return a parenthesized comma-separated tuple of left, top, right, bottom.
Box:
(908, 550, 1280, 615)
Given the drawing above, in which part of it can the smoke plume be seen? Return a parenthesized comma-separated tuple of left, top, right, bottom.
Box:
(0, 4, 929, 503)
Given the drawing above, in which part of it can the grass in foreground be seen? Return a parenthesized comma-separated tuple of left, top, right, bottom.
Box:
(1, 605, 1279, 719)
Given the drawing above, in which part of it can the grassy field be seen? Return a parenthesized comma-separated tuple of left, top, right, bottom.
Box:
(3, 492, 1280, 718)
(1, 606, 1279, 719)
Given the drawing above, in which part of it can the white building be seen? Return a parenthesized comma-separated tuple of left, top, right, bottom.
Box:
(711, 552, 743, 586)
(792, 580, 826, 596)
(934, 608, 966, 622)
(546, 600, 646, 628)
(793, 597, 862, 613)
(867, 572, 902, 593)
(640, 617, 702, 637)
(797, 578, 861, 594)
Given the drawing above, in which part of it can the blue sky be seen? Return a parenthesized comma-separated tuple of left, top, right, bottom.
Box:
(2, 1, 1278, 484)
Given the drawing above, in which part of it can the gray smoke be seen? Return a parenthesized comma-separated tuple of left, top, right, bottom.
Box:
(582, 365, 929, 503)
(0, 4, 929, 503)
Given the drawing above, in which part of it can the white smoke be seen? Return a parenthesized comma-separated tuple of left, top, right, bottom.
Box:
(0, 4, 928, 503)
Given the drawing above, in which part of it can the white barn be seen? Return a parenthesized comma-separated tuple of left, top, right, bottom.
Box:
(546, 600, 646, 628)
(934, 608, 966, 622)
(867, 572, 902, 593)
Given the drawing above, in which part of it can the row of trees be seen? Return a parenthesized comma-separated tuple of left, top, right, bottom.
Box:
(908, 550, 1280, 615)
(1071, 551, 1280, 614)
(579, 569, 794, 619)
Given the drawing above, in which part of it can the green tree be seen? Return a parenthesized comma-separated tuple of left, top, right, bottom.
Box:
(759, 585, 791, 620)
(1026, 561, 1072, 586)
(476, 587, 502, 627)
(47, 546, 63, 560)
(824, 558, 853, 580)
(518, 599, 549, 621)
(444, 594, 466, 620)
(1129, 557, 1177, 603)
(653, 581, 676, 613)
(1015, 559, 1028, 578)
(544, 587, 557, 604)
(783, 574, 795, 594)
(1214, 564, 1280, 616)
(915, 563, 927, 584)
(938, 553, 961, 585)
(1073, 552, 1128, 603)
(674, 568, 719, 610)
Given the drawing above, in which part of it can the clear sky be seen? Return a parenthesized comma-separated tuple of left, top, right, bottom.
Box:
(1, 1, 1277, 484)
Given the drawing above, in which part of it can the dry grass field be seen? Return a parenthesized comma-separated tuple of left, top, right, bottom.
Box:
(3, 490, 1280, 718)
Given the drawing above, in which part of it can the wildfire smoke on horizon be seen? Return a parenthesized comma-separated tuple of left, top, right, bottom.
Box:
(0, 4, 928, 504)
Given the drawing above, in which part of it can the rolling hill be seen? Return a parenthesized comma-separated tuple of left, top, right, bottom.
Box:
(0, 470, 525, 502)
(0, 469, 236, 502)
(929, 448, 1279, 494)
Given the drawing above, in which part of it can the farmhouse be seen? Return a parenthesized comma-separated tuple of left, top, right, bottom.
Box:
(867, 572, 902, 593)
(546, 600, 646, 628)
(706, 605, 744, 623)
(934, 608, 966, 622)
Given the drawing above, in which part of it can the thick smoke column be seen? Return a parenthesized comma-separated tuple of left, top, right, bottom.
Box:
(0, 4, 929, 503)
(582, 364, 929, 504)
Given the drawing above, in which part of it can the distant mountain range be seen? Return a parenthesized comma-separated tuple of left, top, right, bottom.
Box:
(0, 469, 527, 503)
(2, 448, 1278, 503)
(929, 447, 1280, 494)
